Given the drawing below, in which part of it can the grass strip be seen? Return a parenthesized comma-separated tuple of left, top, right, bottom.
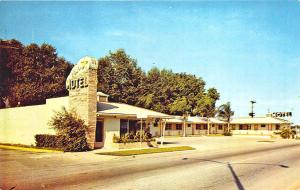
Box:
(207, 134, 224, 137)
(256, 140, 275, 143)
(97, 146, 195, 156)
(0, 144, 62, 153)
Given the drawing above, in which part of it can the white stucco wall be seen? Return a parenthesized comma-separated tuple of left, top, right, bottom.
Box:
(103, 117, 120, 149)
(0, 97, 69, 146)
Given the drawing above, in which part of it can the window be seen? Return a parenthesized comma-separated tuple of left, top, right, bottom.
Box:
(218, 125, 223, 130)
(261, 124, 266, 128)
(196, 124, 201, 130)
(176, 124, 182, 130)
(239, 125, 243, 130)
(276, 124, 280, 130)
(128, 120, 138, 134)
(120, 119, 128, 136)
(231, 125, 236, 130)
(165, 124, 172, 130)
(203, 124, 208, 130)
(247, 125, 251, 130)
(188, 124, 191, 127)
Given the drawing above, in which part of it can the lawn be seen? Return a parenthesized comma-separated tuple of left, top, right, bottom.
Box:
(97, 146, 195, 156)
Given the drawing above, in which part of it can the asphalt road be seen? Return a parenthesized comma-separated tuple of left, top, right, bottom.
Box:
(1, 137, 300, 190)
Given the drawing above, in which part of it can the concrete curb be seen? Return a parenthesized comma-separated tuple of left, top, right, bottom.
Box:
(0, 145, 62, 153)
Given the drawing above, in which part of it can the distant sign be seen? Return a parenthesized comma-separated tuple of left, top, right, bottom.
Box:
(272, 112, 292, 117)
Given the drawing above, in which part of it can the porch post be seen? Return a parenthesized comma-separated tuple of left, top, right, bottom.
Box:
(207, 119, 210, 135)
(183, 119, 186, 137)
(161, 119, 166, 146)
(140, 118, 143, 149)
(127, 119, 129, 133)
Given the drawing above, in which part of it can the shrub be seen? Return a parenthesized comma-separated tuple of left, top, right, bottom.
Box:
(223, 131, 232, 136)
(47, 107, 90, 152)
(280, 127, 293, 139)
(35, 134, 63, 148)
(113, 131, 154, 144)
(113, 134, 121, 143)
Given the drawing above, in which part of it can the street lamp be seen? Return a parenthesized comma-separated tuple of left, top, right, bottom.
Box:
(249, 100, 256, 118)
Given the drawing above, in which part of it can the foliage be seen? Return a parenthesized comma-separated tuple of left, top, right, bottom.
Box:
(35, 134, 63, 149)
(0, 39, 72, 108)
(217, 102, 234, 123)
(48, 107, 90, 152)
(1, 40, 221, 117)
(113, 131, 153, 144)
(97, 49, 145, 105)
(280, 127, 293, 139)
(223, 131, 232, 136)
(97, 49, 220, 116)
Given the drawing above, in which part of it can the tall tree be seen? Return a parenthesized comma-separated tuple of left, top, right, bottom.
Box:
(97, 49, 146, 105)
(193, 88, 220, 117)
(217, 102, 234, 132)
(138, 68, 211, 115)
(0, 39, 23, 107)
(0, 39, 72, 107)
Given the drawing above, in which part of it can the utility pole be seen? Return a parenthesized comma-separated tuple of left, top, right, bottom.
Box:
(249, 100, 256, 118)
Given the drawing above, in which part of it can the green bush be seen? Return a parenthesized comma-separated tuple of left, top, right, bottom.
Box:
(223, 131, 232, 136)
(47, 107, 90, 152)
(280, 127, 293, 139)
(35, 134, 63, 148)
(113, 134, 121, 143)
(113, 131, 154, 144)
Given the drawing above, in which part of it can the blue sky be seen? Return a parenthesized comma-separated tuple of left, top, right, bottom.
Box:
(1, 1, 300, 123)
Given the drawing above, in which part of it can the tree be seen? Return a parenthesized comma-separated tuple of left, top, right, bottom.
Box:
(193, 88, 220, 117)
(217, 102, 234, 132)
(0, 39, 23, 107)
(97, 49, 145, 105)
(168, 97, 191, 115)
(0, 39, 72, 107)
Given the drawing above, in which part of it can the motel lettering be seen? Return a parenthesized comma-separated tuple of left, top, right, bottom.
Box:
(66, 77, 88, 90)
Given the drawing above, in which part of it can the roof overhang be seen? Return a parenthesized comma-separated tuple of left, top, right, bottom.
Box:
(97, 112, 174, 120)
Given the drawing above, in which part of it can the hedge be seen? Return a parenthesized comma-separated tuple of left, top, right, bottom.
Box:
(35, 134, 63, 149)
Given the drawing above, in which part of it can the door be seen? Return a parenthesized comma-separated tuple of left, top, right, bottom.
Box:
(95, 120, 104, 148)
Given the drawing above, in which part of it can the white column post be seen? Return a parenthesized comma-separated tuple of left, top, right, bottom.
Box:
(140, 118, 143, 149)
(161, 120, 166, 146)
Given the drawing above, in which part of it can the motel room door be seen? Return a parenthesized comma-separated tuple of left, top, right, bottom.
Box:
(95, 120, 104, 148)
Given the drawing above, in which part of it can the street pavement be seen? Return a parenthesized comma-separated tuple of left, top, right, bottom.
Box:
(1, 136, 300, 190)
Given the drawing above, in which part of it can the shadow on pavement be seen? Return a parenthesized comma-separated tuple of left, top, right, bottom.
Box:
(156, 141, 179, 145)
(182, 158, 289, 190)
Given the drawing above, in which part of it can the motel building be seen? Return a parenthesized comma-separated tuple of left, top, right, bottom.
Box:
(0, 57, 292, 150)
(230, 116, 291, 136)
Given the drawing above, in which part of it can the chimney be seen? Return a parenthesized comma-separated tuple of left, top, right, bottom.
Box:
(97, 92, 109, 102)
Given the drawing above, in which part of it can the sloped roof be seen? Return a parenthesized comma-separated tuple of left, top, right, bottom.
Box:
(97, 92, 109, 97)
(208, 118, 227, 124)
(231, 117, 291, 124)
(188, 116, 208, 123)
(97, 102, 170, 119)
(166, 116, 183, 123)
(166, 116, 221, 124)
